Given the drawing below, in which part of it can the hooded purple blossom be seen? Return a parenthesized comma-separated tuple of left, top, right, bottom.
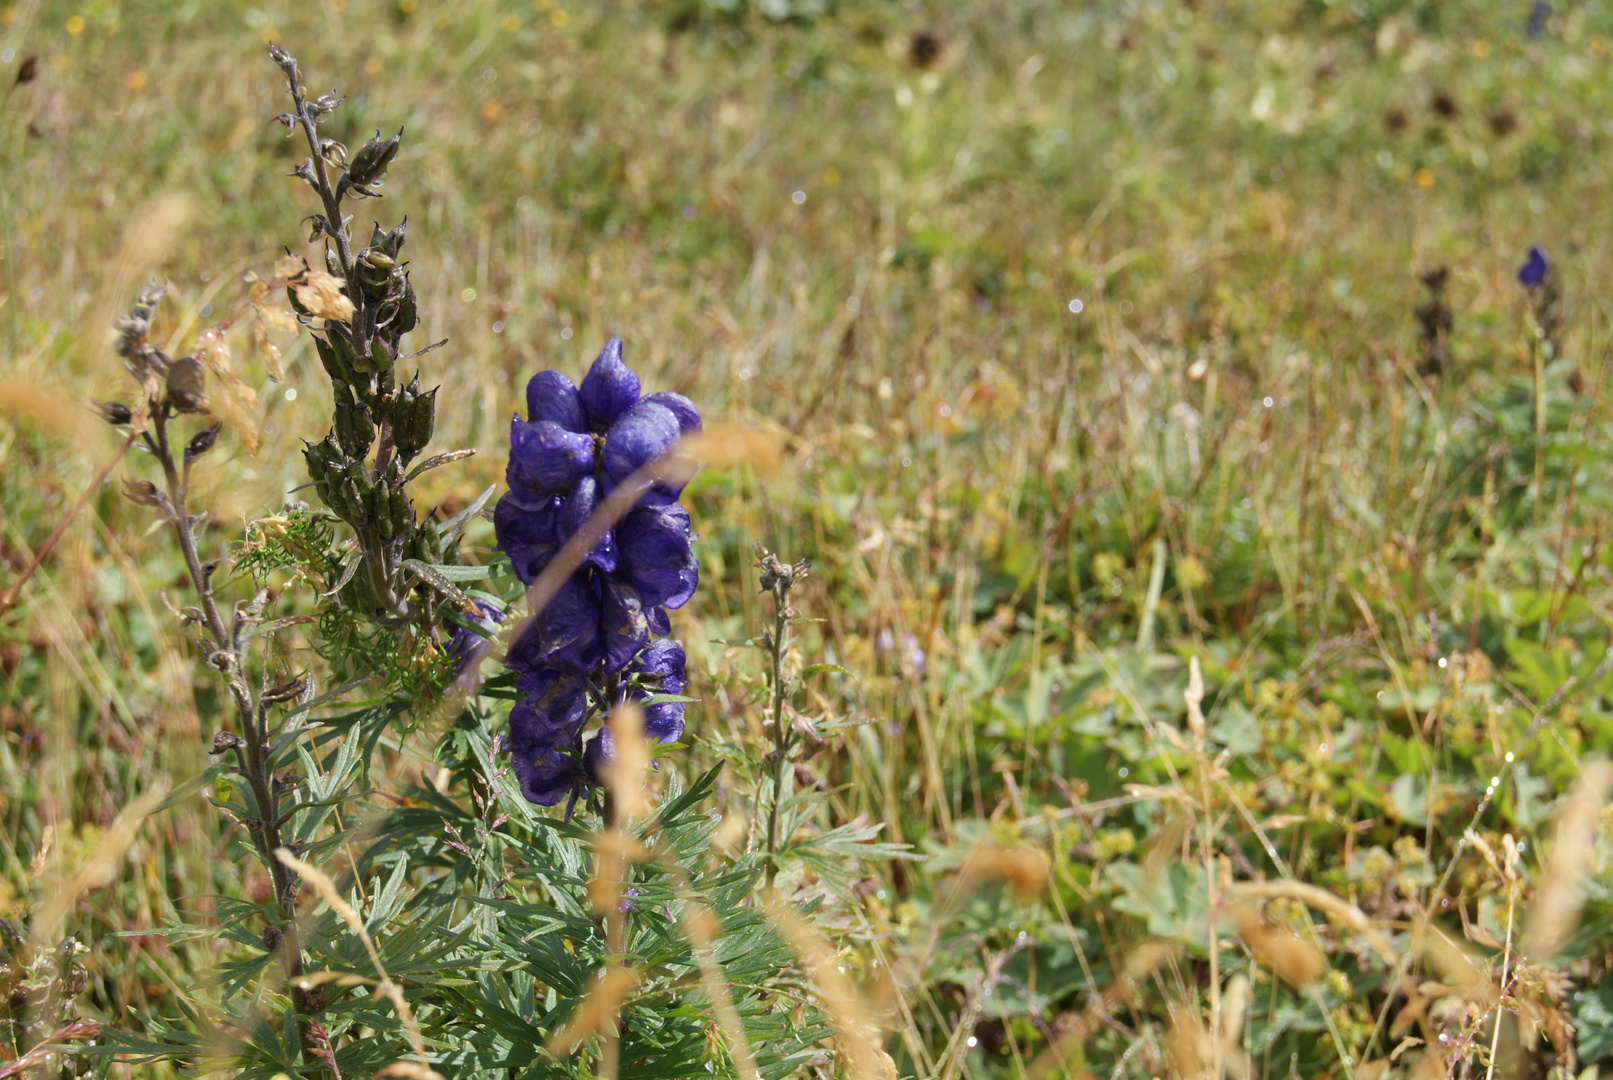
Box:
(1519, 246, 1549, 288)
(495, 336, 701, 809)
(447, 600, 505, 672)
(506, 667, 588, 806)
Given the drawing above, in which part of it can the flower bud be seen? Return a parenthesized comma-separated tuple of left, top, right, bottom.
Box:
(334, 399, 375, 458)
(393, 276, 419, 335)
(390, 375, 436, 455)
(164, 356, 209, 413)
(185, 423, 222, 461)
(123, 479, 162, 507)
(315, 333, 357, 384)
(94, 400, 132, 426)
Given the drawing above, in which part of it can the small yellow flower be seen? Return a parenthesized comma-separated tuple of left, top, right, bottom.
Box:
(399, 0, 418, 13)
(822, 166, 841, 187)
(65, 14, 86, 34)
(1472, 39, 1492, 58)
(501, 13, 520, 32)
(364, 56, 383, 76)
(549, 8, 568, 26)
(481, 99, 502, 122)
(1414, 167, 1435, 189)
(127, 70, 148, 91)
(259, 26, 278, 44)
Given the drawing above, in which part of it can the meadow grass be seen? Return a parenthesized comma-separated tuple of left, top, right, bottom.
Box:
(4, 1, 1613, 1077)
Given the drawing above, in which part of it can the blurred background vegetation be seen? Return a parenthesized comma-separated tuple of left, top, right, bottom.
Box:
(5, 0, 1613, 1076)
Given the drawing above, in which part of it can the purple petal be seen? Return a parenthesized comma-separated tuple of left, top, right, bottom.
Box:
(616, 504, 698, 610)
(508, 417, 594, 498)
(509, 573, 603, 673)
(526, 370, 587, 432)
(582, 726, 614, 785)
(508, 736, 584, 806)
(601, 401, 682, 500)
(448, 600, 505, 671)
(579, 337, 641, 431)
(561, 475, 617, 574)
(633, 638, 686, 690)
(639, 391, 702, 435)
(494, 494, 565, 584)
(1518, 246, 1549, 288)
(509, 667, 588, 745)
(600, 576, 651, 674)
(641, 699, 686, 744)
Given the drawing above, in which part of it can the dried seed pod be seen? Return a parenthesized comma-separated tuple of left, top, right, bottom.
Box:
(346, 128, 401, 189)
(123, 479, 162, 507)
(94, 400, 132, 426)
(165, 356, 209, 413)
(184, 423, 222, 460)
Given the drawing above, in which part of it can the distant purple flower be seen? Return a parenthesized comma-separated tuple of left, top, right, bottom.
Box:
(1519, 246, 1549, 288)
(447, 600, 504, 674)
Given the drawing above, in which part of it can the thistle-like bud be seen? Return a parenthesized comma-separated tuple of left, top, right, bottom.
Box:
(185, 423, 222, 461)
(94, 400, 132, 426)
(165, 357, 209, 413)
(123, 479, 162, 507)
(334, 399, 375, 458)
(390, 375, 436, 455)
(346, 128, 401, 191)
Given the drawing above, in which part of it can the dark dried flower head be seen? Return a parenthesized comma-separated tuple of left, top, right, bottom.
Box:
(165, 356, 209, 413)
(909, 29, 944, 69)
(1430, 89, 1460, 121)
(1487, 109, 1519, 137)
(1383, 105, 1410, 134)
(15, 56, 38, 86)
(93, 400, 132, 426)
(185, 423, 222, 460)
(123, 479, 162, 507)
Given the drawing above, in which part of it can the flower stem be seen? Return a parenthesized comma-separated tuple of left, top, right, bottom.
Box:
(763, 578, 791, 886)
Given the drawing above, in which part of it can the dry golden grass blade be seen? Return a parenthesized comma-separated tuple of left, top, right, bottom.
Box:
(763, 891, 888, 1080)
(1416, 927, 1485, 993)
(1221, 973, 1249, 1053)
(0, 378, 100, 441)
(75, 193, 196, 372)
(1227, 881, 1397, 966)
(1184, 655, 1206, 745)
(546, 968, 640, 1057)
(29, 780, 170, 949)
(373, 1063, 447, 1080)
(193, 326, 261, 455)
(677, 422, 783, 472)
(1167, 1003, 1214, 1080)
(603, 704, 650, 821)
(1229, 904, 1327, 988)
(956, 841, 1050, 902)
(275, 847, 367, 941)
(1525, 760, 1613, 960)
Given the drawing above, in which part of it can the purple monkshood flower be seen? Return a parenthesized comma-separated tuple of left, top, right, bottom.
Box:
(1519, 246, 1549, 288)
(496, 337, 700, 809)
(448, 600, 504, 666)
